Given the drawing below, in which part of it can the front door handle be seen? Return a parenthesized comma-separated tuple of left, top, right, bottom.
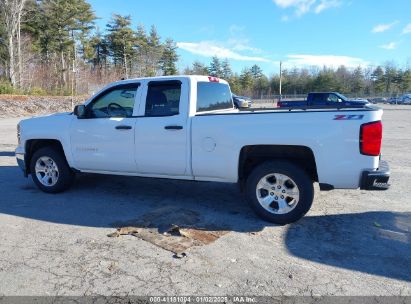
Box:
(115, 125, 132, 130)
(164, 125, 183, 130)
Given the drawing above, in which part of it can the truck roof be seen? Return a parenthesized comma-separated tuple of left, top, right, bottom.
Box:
(109, 75, 229, 87)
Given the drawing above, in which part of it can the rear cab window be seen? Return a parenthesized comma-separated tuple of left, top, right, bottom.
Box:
(197, 81, 234, 113)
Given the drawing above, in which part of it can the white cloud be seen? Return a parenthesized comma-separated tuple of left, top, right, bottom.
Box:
(379, 42, 397, 50)
(177, 41, 271, 62)
(273, 0, 340, 16)
(372, 21, 398, 33)
(227, 38, 263, 54)
(273, 0, 315, 16)
(225, 25, 264, 54)
(314, 0, 340, 13)
(402, 23, 411, 34)
(283, 54, 369, 68)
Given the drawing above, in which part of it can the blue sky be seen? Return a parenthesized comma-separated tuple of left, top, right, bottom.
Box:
(88, 0, 411, 75)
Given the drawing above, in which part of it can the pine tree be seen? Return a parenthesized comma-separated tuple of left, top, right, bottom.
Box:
(160, 38, 178, 76)
(229, 73, 241, 94)
(250, 64, 263, 79)
(335, 65, 350, 93)
(312, 68, 339, 91)
(240, 67, 253, 95)
(146, 25, 162, 76)
(398, 69, 411, 93)
(134, 24, 149, 76)
(253, 75, 269, 98)
(106, 14, 135, 78)
(191, 61, 208, 75)
(351, 66, 365, 94)
(371, 66, 385, 94)
(221, 59, 233, 79)
(87, 30, 109, 70)
(27, 0, 95, 88)
(208, 56, 222, 77)
(383, 63, 397, 94)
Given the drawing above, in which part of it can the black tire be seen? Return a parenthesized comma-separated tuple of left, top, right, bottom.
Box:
(30, 146, 75, 193)
(245, 160, 314, 224)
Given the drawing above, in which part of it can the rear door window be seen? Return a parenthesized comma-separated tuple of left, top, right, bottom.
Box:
(145, 81, 181, 117)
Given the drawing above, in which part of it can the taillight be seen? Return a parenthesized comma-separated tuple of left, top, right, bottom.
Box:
(360, 121, 382, 156)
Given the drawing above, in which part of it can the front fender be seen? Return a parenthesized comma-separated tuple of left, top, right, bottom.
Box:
(19, 113, 74, 167)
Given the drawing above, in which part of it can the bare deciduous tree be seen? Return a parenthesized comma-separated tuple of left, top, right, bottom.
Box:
(0, 0, 26, 87)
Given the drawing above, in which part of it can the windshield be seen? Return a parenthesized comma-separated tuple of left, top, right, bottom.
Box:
(335, 92, 348, 100)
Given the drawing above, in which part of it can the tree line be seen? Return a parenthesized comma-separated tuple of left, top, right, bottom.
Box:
(184, 57, 411, 98)
(0, 0, 178, 95)
(1, 0, 411, 97)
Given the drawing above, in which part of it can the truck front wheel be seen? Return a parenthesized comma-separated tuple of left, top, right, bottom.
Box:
(30, 147, 75, 193)
(245, 160, 314, 224)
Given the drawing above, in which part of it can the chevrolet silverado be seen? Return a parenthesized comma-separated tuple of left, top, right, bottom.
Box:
(15, 76, 390, 224)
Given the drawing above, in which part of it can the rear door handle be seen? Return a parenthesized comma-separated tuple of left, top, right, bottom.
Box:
(164, 125, 183, 130)
(115, 125, 132, 130)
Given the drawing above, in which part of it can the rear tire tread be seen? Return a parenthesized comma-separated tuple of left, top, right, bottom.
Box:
(245, 160, 314, 224)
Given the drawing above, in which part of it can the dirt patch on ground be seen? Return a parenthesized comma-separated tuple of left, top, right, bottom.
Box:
(0, 94, 88, 118)
(108, 206, 229, 254)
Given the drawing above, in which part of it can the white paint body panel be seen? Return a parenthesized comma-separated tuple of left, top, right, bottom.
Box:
(16, 75, 383, 189)
(191, 109, 382, 188)
(133, 78, 190, 175)
(70, 116, 137, 172)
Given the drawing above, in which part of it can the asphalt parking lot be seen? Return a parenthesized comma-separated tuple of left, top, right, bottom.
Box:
(0, 105, 410, 296)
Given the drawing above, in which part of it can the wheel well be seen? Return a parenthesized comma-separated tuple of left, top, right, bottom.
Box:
(25, 139, 65, 174)
(239, 145, 318, 183)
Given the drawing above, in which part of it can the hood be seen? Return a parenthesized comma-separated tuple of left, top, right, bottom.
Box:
(20, 111, 72, 129)
(30, 111, 72, 119)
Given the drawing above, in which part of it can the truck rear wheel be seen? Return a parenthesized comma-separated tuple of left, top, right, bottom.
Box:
(30, 147, 75, 193)
(245, 160, 314, 224)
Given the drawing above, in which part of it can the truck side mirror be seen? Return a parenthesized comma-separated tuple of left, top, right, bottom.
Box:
(73, 105, 86, 119)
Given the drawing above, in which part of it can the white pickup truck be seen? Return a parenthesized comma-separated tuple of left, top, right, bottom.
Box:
(15, 75, 390, 224)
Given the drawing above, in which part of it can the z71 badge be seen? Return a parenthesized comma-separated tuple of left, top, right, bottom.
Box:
(334, 114, 364, 120)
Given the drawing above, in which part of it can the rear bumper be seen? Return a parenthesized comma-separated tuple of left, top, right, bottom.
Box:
(360, 160, 390, 190)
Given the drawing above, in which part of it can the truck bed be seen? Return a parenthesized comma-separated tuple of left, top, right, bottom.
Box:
(192, 106, 382, 188)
